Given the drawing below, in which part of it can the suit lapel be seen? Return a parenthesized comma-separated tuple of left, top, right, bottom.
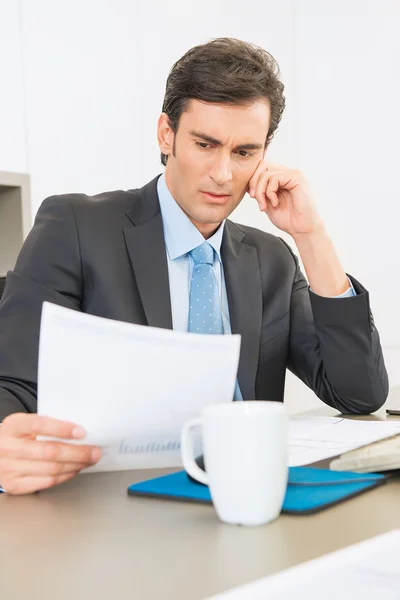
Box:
(222, 221, 262, 400)
(124, 177, 173, 330)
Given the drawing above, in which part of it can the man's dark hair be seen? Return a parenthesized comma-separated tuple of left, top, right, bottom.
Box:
(161, 37, 285, 165)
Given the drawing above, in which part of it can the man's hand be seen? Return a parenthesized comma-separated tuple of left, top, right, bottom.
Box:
(0, 413, 102, 495)
(248, 160, 323, 237)
(249, 159, 350, 297)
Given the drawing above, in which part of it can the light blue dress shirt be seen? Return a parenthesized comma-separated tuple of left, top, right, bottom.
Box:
(157, 175, 234, 335)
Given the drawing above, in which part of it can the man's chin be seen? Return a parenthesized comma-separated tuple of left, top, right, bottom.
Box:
(193, 202, 238, 223)
(191, 209, 230, 225)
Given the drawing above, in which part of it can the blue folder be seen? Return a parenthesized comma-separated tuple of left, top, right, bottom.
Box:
(128, 467, 386, 514)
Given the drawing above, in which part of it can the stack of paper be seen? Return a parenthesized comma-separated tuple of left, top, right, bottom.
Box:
(289, 416, 400, 466)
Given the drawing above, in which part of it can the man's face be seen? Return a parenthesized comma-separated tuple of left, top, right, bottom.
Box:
(158, 99, 270, 237)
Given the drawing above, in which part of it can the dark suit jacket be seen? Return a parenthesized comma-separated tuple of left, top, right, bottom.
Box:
(0, 176, 388, 419)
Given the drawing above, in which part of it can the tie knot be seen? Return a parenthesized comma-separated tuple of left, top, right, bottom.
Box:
(190, 242, 214, 265)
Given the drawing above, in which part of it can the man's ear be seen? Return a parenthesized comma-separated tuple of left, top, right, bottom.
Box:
(158, 113, 175, 159)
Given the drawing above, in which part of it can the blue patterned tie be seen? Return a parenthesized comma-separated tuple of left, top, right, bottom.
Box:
(188, 242, 224, 335)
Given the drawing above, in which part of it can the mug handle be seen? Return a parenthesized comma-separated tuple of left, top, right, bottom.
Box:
(180, 418, 210, 486)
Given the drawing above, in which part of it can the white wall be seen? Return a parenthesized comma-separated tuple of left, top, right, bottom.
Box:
(1, 0, 400, 412)
(0, 0, 26, 172)
(19, 0, 142, 202)
(294, 0, 400, 346)
(18, 0, 296, 211)
(290, 0, 400, 410)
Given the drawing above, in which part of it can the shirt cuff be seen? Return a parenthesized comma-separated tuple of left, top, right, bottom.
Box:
(311, 277, 356, 299)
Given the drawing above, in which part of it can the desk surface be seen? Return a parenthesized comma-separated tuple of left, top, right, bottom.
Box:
(1, 406, 400, 600)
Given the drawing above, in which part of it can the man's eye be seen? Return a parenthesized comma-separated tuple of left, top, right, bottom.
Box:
(196, 142, 210, 149)
(237, 150, 250, 157)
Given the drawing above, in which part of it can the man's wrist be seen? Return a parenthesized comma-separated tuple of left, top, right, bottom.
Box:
(291, 224, 328, 247)
(291, 226, 350, 297)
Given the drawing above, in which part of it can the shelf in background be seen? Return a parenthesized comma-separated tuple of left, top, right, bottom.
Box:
(0, 171, 31, 278)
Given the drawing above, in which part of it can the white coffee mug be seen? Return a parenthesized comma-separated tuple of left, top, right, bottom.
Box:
(181, 401, 288, 526)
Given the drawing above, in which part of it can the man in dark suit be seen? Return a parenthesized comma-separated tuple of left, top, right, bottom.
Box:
(0, 38, 388, 494)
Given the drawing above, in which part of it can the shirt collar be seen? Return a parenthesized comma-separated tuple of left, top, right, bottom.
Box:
(157, 174, 225, 261)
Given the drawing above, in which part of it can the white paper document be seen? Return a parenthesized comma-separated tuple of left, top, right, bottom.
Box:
(206, 530, 400, 599)
(288, 416, 400, 466)
(38, 302, 241, 471)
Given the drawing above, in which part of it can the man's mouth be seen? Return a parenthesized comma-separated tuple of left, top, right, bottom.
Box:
(202, 191, 231, 202)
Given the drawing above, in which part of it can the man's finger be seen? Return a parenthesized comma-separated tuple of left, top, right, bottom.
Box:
(248, 159, 268, 197)
(0, 437, 102, 464)
(248, 160, 286, 197)
(2, 413, 86, 440)
(266, 176, 280, 207)
(4, 472, 78, 496)
(0, 459, 88, 477)
(254, 170, 271, 210)
(264, 161, 285, 171)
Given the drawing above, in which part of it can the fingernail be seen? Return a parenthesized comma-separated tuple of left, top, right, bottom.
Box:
(91, 448, 102, 463)
(72, 426, 86, 439)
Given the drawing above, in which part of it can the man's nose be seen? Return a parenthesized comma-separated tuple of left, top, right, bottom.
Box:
(209, 155, 233, 187)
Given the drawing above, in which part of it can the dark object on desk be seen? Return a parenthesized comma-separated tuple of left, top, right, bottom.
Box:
(386, 409, 400, 416)
(185, 455, 206, 485)
(128, 467, 387, 515)
(0, 277, 6, 302)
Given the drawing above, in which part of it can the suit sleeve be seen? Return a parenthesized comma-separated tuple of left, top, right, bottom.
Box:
(0, 196, 83, 419)
(285, 243, 389, 414)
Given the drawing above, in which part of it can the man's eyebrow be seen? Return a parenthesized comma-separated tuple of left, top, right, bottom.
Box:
(235, 142, 265, 151)
(189, 130, 222, 145)
(189, 130, 264, 151)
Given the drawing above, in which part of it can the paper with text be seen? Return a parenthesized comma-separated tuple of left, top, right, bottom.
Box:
(206, 530, 400, 599)
(289, 416, 400, 466)
(38, 302, 240, 471)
